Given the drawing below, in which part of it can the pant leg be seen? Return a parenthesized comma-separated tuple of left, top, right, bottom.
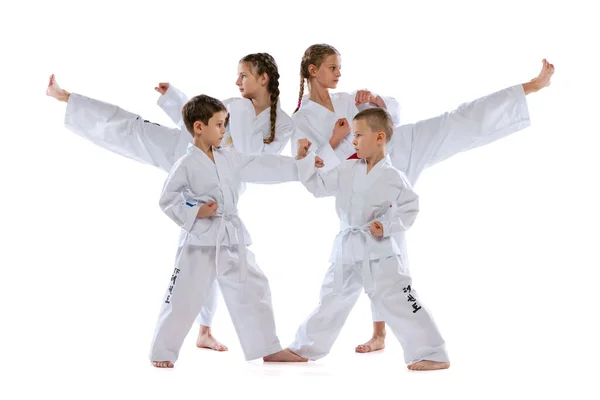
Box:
(195, 279, 219, 327)
(148, 245, 217, 363)
(371, 301, 384, 322)
(289, 262, 364, 360)
(368, 256, 449, 365)
(216, 247, 283, 361)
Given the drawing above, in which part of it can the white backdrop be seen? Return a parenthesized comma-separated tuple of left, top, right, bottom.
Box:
(1, 0, 599, 399)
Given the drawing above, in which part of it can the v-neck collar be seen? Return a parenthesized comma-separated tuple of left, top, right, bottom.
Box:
(356, 154, 391, 189)
(302, 91, 336, 114)
(187, 143, 219, 165)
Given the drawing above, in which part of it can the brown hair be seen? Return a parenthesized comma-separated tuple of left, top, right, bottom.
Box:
(240, 53, 280, 144)
(181, 95, 227, 137)
(353, 108, 394, 143)
(294, 44, 340, 114)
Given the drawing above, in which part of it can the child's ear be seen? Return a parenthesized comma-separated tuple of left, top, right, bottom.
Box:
(193, 121, 203, 135)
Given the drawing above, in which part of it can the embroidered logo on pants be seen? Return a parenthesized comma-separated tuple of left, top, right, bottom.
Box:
(165, 268, 181, 304)
(402, 285, 422, 313)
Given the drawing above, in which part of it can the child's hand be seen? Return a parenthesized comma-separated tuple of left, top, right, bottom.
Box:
(333, 118, 351, 139)
(297, 138, 312, 159)
(315, 156, 324, 168)
(355, 90, 385, 108)
(197, 201, 218, 218)
(154, 82, 170, 95)
(370, 221, 384, 237)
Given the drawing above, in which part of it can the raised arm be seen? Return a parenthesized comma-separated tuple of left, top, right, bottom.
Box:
(390, 59, 554, 178)
(156, 83, 190, 128)
(47, 75, 190, 173)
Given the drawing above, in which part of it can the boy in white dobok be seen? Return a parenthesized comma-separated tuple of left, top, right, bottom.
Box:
(289, 108, 449, 371)
(150, 94, 306, 367)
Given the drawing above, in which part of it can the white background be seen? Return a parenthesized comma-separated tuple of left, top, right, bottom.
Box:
(1, 0, 599, 398)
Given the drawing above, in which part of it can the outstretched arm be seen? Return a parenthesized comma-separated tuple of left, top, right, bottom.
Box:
(391, 59, 554, 177)
(47, 75, 190, 173)
(232, 148, 299, 184)
(295, 139, 341, 198)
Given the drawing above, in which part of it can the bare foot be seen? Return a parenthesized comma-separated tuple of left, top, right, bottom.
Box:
(263, 349, 308, 362)
(355, 336, 386, 353)
(523, 59, 555, 94)
(196, 326, 228, 351)
(46, 74, 70, 102)
(152, 361, 174, 368)
(407, 360, 450, 371)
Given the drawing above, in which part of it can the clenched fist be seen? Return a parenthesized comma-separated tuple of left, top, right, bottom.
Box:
(297, 138, 312, 159)
(315, 156, 324, 168)
(197, 201, 218, 218)
(154, 82, 170, 95)
(370, 221, 384, 237)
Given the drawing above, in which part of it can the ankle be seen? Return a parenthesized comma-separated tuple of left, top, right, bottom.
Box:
(199, 325, 212, 336)
(522, 79, 541, 95)
(373, 331, 386, 339)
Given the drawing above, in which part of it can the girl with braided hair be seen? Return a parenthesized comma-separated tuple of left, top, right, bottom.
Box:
(291, 44, 401, 160)
(45, 52, 296, 357)
(289, 43, 554, 370)
(157, 53, 292, 155)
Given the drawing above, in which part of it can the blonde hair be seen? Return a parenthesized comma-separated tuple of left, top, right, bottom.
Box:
(353, 108, 394, 142)
(293, 44, 340, 113)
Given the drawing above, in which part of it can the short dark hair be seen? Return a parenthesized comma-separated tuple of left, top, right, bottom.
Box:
(181, 94, 227, 136)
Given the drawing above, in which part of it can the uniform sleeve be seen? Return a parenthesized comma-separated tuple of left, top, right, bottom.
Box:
(351, 90, 402, 127)
(295, 144, 341, 198)
(393, 84, 530, 174)
(156, 85, 190, 128)
(231, 148, 299, 183)
(377, 94, 401, 127)
(381, 174, 420, 236)
(158, 161, 199, 232)
(65, 92, 190, 172)
(291, 112, 354, 161)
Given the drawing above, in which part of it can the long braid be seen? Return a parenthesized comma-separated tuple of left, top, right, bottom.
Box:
(293, 44, 340, 114)
(240, 52, 280, 144)
(293, 73, 306, 114)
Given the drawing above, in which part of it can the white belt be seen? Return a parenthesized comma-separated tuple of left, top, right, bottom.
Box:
(333, 201, 398, 295)
(214, 211, 248, 283)
(334, 223, 374, 295)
